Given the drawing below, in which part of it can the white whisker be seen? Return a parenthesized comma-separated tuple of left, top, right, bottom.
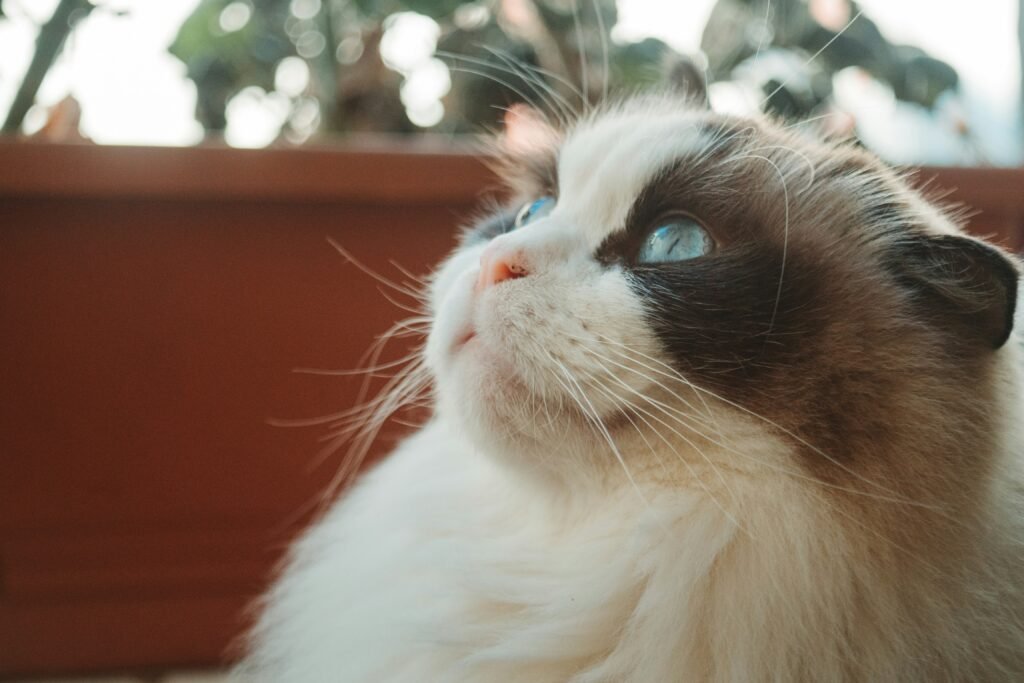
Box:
(590, 0, 609, 104)
(482, 44, 588, 106)
(721, 153, 790, 341)
(437, 50, 572, 128)
(480, 47, 579, 125)
(571, 0, 589, 105)
(326, 238, 428, 302)
(586, 376, 748, 534)
(446, 65, 558, 128)
(546, 351, 650, 508)
(753, 0, 772, 62)
(760, 9, 864, 108)
(583, 334, 950, 514)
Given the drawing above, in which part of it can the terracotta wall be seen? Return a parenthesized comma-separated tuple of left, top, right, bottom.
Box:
(0, 141, 1021, 677)
(0, 141, 491, 677)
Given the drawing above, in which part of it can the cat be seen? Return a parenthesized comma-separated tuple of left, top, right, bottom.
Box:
(237, 90, 1024, 681)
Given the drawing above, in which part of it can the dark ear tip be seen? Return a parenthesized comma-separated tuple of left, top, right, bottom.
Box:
(990, 247, 1019, 348)
(663, 53, 709, 108)
(926, 234, 1020, 349)
(956, 236, 1019, 348)
(894, 232, 1020, 350)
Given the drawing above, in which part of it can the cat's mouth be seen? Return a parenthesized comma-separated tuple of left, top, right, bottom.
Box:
(452, 326, 476, 351)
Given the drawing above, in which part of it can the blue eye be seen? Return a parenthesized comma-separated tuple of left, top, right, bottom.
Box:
(514, 196, 556, 228)
(638, 217, 712, 264)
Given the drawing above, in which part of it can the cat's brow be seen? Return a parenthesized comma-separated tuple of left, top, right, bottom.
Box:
(593, 119, 757, 262)
(524, 148, 559, 195)
(507, 143, 560, 199)
(558, 115, 724, 244)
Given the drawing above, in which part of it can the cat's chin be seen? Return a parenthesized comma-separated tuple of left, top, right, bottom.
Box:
(436, 348, 578, 449)
(445, 353, 529, 418)
(441, 393, 595, 478)
(447, 326, 516, 379)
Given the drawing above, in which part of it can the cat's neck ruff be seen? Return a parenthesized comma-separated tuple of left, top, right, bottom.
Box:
(241, 97, 1024, 681)
(242, 408, 1023, 681)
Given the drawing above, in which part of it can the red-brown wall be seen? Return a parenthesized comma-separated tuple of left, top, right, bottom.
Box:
(0, 141, 1021, 677)
(0, 141, 492, 677)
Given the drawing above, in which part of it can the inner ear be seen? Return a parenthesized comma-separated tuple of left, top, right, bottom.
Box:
(895, 233, 1020, 349)
(662, 54, 709, 109)
(502, 104, 559, 156)
(495, 104, 561, 199)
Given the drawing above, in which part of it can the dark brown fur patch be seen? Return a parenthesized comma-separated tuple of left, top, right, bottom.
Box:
(488, 100, 1020, 504)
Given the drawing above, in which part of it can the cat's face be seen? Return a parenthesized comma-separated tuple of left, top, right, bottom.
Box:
(424, 95, 1019, 491)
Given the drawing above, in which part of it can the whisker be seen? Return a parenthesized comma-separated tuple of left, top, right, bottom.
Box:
(445, 65, 558, 128)
(351, 318, 424, 413)
(315, 360, 432, 506)
(545, 351, 650, 508)
(720, 153, 790, 341)
(326, 238, 427, 302)
(587, 331, 722, 427)
(481, 45, 587, 109)
(581, 357, 745, 520)
(746, 144, 817, 193)
(590, 0, 609, 104)
(575, 343, 819, 483)
(824, 493, 949, 581)
(387, 258, 429, 286)
(479, 47, 578, 126)
(437, 50, 571, 128)
(317, 357, 428, 444)
(760, 9, 864, 108)
(375, 285, 427, 315)
(571, 0, 589, 106)
(291, 351, 424, 377)
(753, 0, 772, 62)
(584, 334, 950, 514)
(781, 111, 837, 130)
(587, 377, 747, 534)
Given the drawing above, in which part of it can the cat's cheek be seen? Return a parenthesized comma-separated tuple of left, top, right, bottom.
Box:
(426, 266, 479, 376)
(429, 245, 483, 307)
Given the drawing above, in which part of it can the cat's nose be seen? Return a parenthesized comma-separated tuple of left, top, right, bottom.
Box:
(478, 241, 529, 289)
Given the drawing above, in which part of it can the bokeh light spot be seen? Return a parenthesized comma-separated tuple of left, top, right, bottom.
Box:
(218, 2, 252, 33)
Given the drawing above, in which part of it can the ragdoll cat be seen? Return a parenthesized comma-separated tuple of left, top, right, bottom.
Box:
(239, 91, 1024, 681)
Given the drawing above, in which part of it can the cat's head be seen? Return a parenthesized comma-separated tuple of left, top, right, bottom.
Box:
(424, 94, 1020, 500)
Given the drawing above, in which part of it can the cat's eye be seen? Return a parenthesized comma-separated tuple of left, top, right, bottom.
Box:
(514, 196, 556, 229)
(637, 217, 713, 264)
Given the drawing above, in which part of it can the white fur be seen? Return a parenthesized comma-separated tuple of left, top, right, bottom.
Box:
(239, 104, 1024, 681)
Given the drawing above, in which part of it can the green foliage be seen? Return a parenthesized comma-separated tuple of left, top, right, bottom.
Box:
(170, 0, 293, 130)
(396, 0, 467, 18)
(167, 0, 961, 142)
(168, 0, 669, 139)
(701, 0, 959, 120)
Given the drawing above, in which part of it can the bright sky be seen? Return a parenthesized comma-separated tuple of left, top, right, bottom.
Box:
(0, 0, 204, 144)
(0, 0, 1019, 161)
(615, 0, 1021, 107)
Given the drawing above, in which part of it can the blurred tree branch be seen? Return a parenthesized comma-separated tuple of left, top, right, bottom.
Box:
(170, 0, 637, 139)
(1, 0, 93, 134)
(701, 0, 959, 121)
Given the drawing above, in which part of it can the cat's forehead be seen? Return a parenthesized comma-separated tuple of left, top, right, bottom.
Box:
(555, 106, 734, 243)
(502, 100, 907, 258)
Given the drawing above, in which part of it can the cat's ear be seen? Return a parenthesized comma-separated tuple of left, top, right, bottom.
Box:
(497, 104, 560, 197)
(897, 233, 1020, 349)
(662, 54, 709, 109)
(501, 104, 559, 156)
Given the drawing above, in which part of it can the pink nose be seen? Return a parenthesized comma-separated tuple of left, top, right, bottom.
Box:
(477, 242, 529, 289)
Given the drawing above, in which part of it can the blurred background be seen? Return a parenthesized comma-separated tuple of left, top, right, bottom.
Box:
(1, 1, 1023, 680)
(1, 0, 1023, 163)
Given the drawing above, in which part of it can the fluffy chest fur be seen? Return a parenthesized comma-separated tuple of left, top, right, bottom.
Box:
(243, 422, 778, 681)
(241, 97, 1024, 681)
(242, 421, 1024, 682)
